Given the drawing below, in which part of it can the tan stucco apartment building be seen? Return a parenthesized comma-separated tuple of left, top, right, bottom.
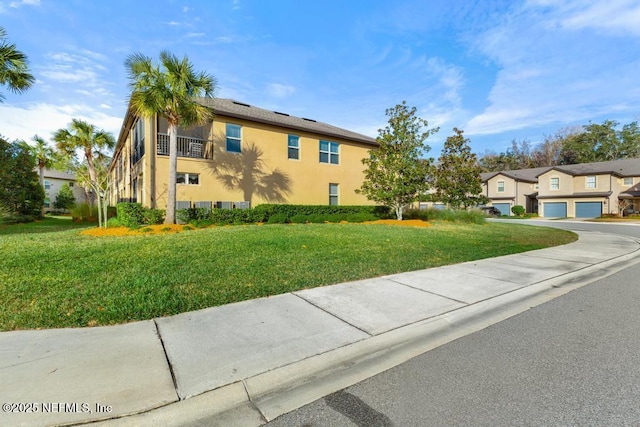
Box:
(482, 159, 640, 218)
(109, 99, 378, 209)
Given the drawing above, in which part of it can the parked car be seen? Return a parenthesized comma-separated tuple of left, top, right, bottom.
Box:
(479, 206, 501, 217)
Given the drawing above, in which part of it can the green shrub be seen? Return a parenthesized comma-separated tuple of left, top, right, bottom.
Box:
(290, 214, 308, 224)
(106, 217, 121, 228)
(143, 209, 165, 225)
(139, 227, 153, 233)
(511, 205, 525, 216)
(406, 208, 485, 224)
(116, 203, 145, 227)
(345, 212, 378, 222)
(254, 204, 391, 220)
(177, 207, 209, 223)
(267, 213, 289, 224)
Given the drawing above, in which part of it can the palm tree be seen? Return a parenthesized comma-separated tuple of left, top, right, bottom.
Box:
(53, 119, 115, 227)
(0, 26, 35, 101)
(125, 50, 216, 224)
(21, 135, 57, 215)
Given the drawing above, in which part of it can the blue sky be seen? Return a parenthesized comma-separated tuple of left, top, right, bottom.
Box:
(1, 0, 639, 156)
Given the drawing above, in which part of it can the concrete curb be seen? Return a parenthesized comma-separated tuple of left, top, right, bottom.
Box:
(86, 232, 640, 426)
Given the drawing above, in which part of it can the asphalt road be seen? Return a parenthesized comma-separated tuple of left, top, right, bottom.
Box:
(267, 221, 640, 426)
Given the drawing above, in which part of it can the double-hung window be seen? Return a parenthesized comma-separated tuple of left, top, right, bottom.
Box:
(497, 181, 505, 193)
(44, 180, 51, 190)
(329, 183, 339, 205)
(624, 177, 633, 186)
(550, 177, 560, 190)
(586, 176, 596, 189)
(319, 140, 339, 164)
(288, 135, 299, 160)
(226, 123, 241, 153)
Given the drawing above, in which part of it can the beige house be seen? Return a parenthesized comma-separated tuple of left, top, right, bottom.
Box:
(482, 159, 640, 218)
(481, 167, 549, 216)
(42, 169, 87, 213)
(109, 99, 378, 209)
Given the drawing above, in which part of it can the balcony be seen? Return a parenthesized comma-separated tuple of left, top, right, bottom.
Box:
(157, 133, 205, 159)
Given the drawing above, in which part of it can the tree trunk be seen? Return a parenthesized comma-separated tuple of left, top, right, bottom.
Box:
(395, 205, 403, 220)
(38, 165, 45, 216)
(165, 123, 178, 224)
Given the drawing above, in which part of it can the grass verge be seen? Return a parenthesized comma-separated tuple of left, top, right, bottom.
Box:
(0, 218, 576, 330)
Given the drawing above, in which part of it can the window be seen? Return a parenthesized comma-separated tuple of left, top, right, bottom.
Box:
(177, 173, 199, 185)
(624, 177, 634, 186)
(497, 181, 505, 192)
(550, 177, 560, 190)
(68, 182, 74, 187)
(329, 183, 339, 205)
(319, 140, 339, 164)
(586, 176, 596, 189)
(132, 118, 145, 163)
(44, 180, 51, 190)
(288, 135, 299, 160)
(44, 198, 50, 208)
(226, 123, 241, 153)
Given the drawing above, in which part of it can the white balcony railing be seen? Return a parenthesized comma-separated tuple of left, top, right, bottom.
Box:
(157, 133, 205, 159)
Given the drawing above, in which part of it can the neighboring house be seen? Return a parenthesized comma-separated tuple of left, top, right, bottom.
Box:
(42, 169, 87, 212)
(109, 98, 378, 209)
(481, 167, 549, 216)
(481, 159, 640, 218)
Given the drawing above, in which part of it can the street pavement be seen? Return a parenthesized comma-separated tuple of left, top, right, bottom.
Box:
(1, 228, 639, 427)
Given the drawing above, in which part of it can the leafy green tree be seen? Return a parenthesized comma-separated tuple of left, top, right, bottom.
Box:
(54, 119, 115, 227)
(19, 135, 58, 215)
(434, 128, 488, 209)
(125, 51, 216, 224)
(0, 136, 44, 218)
(0, 26, 34, 101)
(53, 182, 76, 211)
(357, 101, 438, 220)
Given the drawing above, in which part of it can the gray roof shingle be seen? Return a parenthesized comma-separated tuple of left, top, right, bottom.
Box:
(197, 98, 377, 146)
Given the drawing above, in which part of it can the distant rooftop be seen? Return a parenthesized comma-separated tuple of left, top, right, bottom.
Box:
(197, 98, 377, 146)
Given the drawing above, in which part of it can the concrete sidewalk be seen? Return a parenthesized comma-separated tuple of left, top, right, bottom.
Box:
(1, 231, 639, 427)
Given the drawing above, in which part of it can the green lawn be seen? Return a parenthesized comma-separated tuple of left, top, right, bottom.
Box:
(0, 218, 577, 330)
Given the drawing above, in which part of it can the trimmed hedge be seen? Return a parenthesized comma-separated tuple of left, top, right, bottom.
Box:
(116, 203, 166, 227)
(253, 204, 391, 219)
(176, 204, 390, 226)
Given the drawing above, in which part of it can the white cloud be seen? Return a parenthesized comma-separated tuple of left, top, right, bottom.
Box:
(38, 51, 115, 99)
(0, 103, 122, 143)
(530, 0, 640, 37)
(266, 83, 296, 98)
(185, 32, 205, 38)
(8, 0, 39, 8)
(464, 1, 640, 136)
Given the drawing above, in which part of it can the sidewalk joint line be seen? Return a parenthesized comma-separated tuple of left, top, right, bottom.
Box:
(291, 292, 373, 337)
(241, 379, 268, 423)
(153, 319, 180, 400)
(386, 278, 469, 305)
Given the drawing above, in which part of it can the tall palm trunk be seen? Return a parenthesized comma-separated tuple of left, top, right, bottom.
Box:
(38, 164, 45, 216)
(165, 122, 178, 224)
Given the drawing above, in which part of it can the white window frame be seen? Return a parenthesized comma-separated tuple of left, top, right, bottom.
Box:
(586, 176, 596, 189)
(319, 140, 339, 164)
(177, 172, 199, 185)
(329, 183, 339, 205)
(288, 134, 300, 160)
(624, 177, 634, 186)
(497, 181, 505, 193)
(226, 123, 242, 153)
(550, 177, 560, 191)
